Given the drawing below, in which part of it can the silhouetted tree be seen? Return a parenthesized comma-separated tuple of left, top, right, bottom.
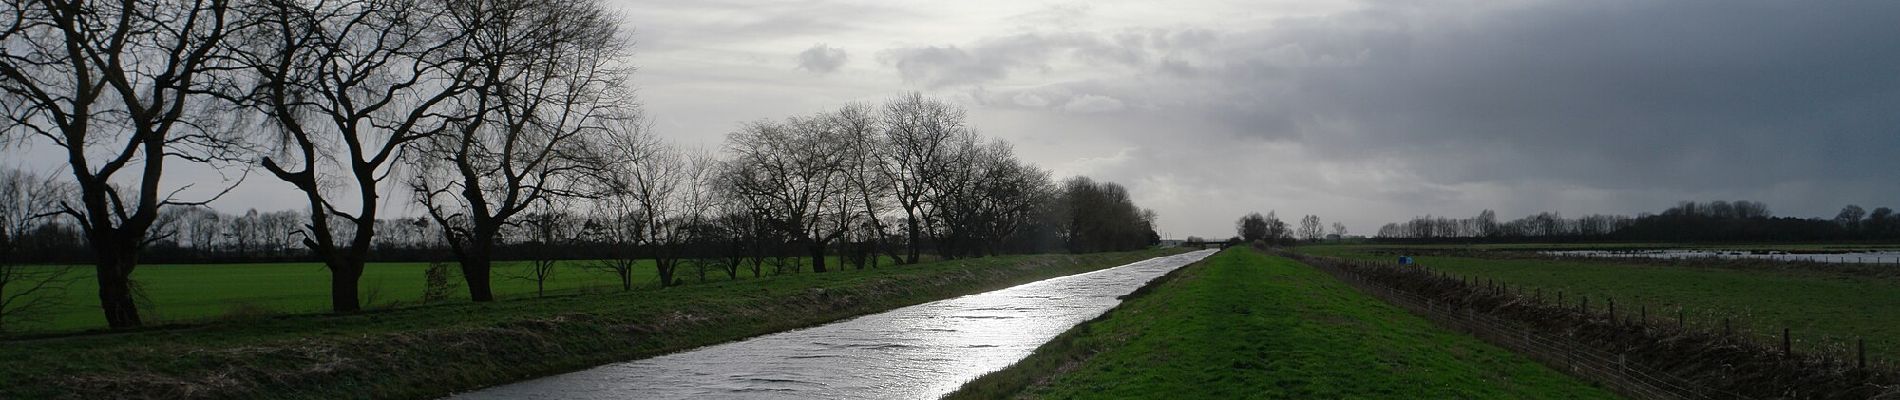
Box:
(1, 0, 247, 327)
(1236, 213, 1268, 242)
(411, 0, 629, 301)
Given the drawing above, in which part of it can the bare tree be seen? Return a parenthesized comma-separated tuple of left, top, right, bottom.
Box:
(233, 0, 477, 312)
(514, 204, 574, 298)
(1298, 215, 1322, 242)
(583, 118, 652, 291)
(877, 93, 967, 264)
(1, 0, 246, 327)
(1330, 221, 1347, 241)
(973, 143, 1051, 256)
(720, 115, 853, 273)
(832, 104, 899, 268)
(1263, 211, 1288, 243)
(602, 119, 715, 287)
(181, 207, 224, 255)
(0, 168, 75, 332)
(411, 0, 629, 301)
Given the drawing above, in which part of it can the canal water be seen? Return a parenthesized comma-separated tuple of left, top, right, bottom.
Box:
(451, 249, 1219, 400)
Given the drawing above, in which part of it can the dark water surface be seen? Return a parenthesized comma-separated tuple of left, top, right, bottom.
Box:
(451, 249, 1217, 400)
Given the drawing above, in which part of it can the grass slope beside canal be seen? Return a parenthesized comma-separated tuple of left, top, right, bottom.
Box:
(948, 248, 1615, 399)
(0, 249, 1177, 400)
(1300, 244, 1900, 359)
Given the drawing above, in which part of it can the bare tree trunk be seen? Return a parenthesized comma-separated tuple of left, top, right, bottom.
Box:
(809, 240, 829, 273)
(464, 256, 495, 302)
(905, 217, 922, 264)
(655, 258, 677, 288)
(328, 263, 362, 312)
(94, 257, 140, 328)
(461, 228, 497, 302)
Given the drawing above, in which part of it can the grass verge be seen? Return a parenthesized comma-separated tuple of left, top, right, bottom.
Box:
(11, 255, 904, 334)
(0, 250, 1173, 400)
(945, 247, 1614, 399)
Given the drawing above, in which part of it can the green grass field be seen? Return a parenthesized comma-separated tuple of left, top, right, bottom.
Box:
(11, 256, 898, 334)
(949, 248, 1614, 399)
(1, 250, 1171, 399)
(1298, 244, 1900, 359)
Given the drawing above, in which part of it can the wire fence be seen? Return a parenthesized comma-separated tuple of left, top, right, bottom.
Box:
(1287, 252, 1900, 400)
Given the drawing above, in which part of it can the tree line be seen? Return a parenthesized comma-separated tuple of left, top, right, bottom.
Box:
(1231, 211, 1347, 246)
(1372, 200, 1900, 242)
(0, 0, 1159, 329)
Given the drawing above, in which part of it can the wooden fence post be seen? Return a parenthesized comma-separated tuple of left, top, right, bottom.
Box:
(1640, 304, 1647, 328)
(1723, 318, 1732, 337)
(1782, 328, 1792, 357)
(1608, 297, 1616, 324)
(1859, 338, 1867, 370)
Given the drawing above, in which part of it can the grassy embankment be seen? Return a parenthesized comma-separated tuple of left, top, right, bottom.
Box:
(10, 256, 895, 334)
(1299, 244, 1900, 359)
(948, 248, 1614, 399)
(0, 249, 1173, 400)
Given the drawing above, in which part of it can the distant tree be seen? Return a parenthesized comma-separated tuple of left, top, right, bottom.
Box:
(1869, 207, 1895, 237)
(515, 204, 575, 298)
(878, 93, 969, 264)
(1048, 177, 1156, 253)
(720, 115, 854, 273)
(1264, 211, 1289, 243)
(1836, 205, 1867, 230)
(1298, 215, 1323, 242)
(832, 104, 900, 266)
(1331, 222, 1348, 241)
(1475, 209, 1499, 237)
(1236, 213, 1268, 242)
(1734, 200, 1772, 219)
(0, 169, 76, 332)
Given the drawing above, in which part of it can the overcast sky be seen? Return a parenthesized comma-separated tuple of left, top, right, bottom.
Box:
(8, 0, 1899, 239)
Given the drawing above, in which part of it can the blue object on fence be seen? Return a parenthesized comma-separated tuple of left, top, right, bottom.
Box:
(1398, 256, 1414, 265)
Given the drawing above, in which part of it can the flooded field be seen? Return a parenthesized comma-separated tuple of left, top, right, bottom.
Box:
(451, 249, 1218, 400)
(1542, 249, 1900, 264)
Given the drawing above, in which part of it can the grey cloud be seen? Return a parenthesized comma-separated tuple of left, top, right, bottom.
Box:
(795, 44, 849, 74)
(1061, 94, 1124, 113)
(930, 0, 1900, 230)
(1266, 1, 1900, 194)
(877, 32, 1176, 87)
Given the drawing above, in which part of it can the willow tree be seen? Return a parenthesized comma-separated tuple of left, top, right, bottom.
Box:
(0, 0, 244, 327)
(410, 0, 629, 301)
(236, 0, 472, 312)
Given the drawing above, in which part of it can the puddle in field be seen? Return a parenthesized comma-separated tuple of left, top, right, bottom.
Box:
(1541, 250, 1900, 264)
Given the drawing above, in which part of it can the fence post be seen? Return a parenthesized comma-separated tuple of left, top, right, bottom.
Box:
(1859, 338, 1867, 370)
(1782, 328, 1792, 357)
(1723, 318, 1732, 337)
(1640, 304, 1647, 328)
(1677, 309, 1685, 329)
(1608, 297, 1616, 324)
(1581, 296, 1588, 315)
